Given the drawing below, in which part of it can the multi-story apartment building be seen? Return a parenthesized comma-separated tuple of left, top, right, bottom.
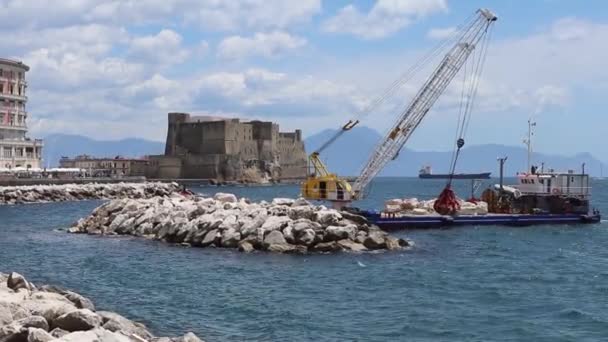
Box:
(0, 58, 43, 169)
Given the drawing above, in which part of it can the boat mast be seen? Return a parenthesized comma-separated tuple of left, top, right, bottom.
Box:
(524, 118, 536, 172)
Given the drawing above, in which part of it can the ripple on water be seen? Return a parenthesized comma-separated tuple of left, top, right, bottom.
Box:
(3, 179, 608, 341)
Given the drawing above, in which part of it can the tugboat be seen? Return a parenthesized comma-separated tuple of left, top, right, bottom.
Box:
(419, 165, 491, 179)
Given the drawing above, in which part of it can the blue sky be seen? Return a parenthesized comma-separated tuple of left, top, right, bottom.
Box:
(3, 0, 607, 162)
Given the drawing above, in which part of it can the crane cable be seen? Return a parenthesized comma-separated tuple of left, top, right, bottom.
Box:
(446, 23, 494, 186)
(314, 13, 479, 154)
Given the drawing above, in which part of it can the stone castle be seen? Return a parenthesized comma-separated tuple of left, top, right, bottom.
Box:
(147, 113, 307, 182)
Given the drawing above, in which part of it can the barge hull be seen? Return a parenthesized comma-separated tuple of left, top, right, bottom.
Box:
(362, 212, 601, 230)
(419, 172, 491, 179)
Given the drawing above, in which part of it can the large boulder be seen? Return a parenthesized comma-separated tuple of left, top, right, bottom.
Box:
(324, 225, 357, 241)
(337, 239, 367, 252)
(26, 328, 54, 342)
(292, 198, 310, 207)
(260, 216, 291, 232)
(340, 211, 369, 226)
(174, 332, 204, 342)
(220, 228, 241, 248)
(214, 193, 237, 203)
(16, 315, 49, 331)
(266, 244, 297, 253)
(282, 225, 295, 244)
(22, 299, 77, 325)
(237, 241, 255, 253)
(53, 309, 102, 332)
(7, 272, 33, 292)
(310, 241, 341, 253)
(39, 286, 95, 311)
(0, 302, 13, 326)
(288, 206, 315, 221)
(363, 231, 387, 249)
(314, 210, 342, 226)
(58, 328, 132, 342)
(263, 231, 287, 247)
(200, 229, 219, 247)
(295, 229, 316, 246)
(271, 198, 295, 206)
(97, 311, 153, 340)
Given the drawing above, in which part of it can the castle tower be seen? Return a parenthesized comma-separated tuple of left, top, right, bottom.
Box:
(0, 58, 43, 169)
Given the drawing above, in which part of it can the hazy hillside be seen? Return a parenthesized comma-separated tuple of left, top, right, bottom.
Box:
(43, 134, 164, 167)
(304, 127, 605, 177)
(41, 130, 604, 176)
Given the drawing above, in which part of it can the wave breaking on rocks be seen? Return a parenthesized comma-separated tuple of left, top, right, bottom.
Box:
(69, 193, 410, 254)
(0, 182, 181, 205)
(0, 271, 203, 342)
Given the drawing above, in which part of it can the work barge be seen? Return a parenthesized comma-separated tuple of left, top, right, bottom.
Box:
(356, 167, 601, 230)
(298, 8, 601, 229)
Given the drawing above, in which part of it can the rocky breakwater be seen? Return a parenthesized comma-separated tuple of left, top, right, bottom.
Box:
(0, 271, 203, 341)
(0, 182, 181, 205)
(69, 193, 410, 253)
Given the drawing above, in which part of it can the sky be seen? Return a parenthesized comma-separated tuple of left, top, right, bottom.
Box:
(3, 0, 608, 161)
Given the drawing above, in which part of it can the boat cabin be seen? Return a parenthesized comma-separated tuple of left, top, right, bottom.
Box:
(514, 170, 590, 199)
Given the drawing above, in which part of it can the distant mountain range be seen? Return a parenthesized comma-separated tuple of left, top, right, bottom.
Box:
(42, 130, 605, 176)
(43, 134, 164, 167)
(304, 127, 605, 177)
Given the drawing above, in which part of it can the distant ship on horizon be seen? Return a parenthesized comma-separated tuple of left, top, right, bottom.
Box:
(418, 165, 491, 180)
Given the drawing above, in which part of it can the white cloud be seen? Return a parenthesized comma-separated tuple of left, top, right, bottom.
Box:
(0, 0, 322, 31)
(323, 0, 448, 39)
(184, 0, 322, 31)
(128, 29, 191, 65)
(427, 26, 457, 40)
(217, 32, 307, 60)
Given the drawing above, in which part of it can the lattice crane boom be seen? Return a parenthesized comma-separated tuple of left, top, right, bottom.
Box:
(352, 9, 497, 198)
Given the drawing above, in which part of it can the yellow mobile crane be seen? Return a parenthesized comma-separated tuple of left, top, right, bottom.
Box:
(301, 9, 497, 205)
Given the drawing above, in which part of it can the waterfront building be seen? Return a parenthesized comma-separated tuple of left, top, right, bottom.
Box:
(0, 58, 43, 169)
(59, 155, 148, 177)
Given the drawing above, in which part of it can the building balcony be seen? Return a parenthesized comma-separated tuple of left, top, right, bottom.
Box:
(0, 139, 43, 147)
(0, 123, 27, 131)
(0, 155, 41, 162)
(0, 93, 27, 101)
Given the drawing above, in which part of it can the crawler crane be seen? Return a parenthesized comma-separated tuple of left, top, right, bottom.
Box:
(301, 9, 497, 209)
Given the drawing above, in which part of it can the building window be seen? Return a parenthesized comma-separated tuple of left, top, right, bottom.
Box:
(3, 147, 12, 158)
(15, 148, 23, 157)
(0, 84, 3, 93)
(0, 69, 3, 77)
(9, 84, 13, 94)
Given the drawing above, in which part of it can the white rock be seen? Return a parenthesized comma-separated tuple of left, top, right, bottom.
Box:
(271, 198, 295, 206)
(325, 225, 357, 241)
(264, 230, 287, 246)
(220, 228, 241, 248)
(213, 193, 237, 203)
(53, 309, 102, 332)
(282, 225, 295, 244)
(260, 216, 291, 232)
(314, 209, 342, 226)
(295, 229, 316, 246)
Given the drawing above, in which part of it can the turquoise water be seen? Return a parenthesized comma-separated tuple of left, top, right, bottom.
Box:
(1, 178, 607, 341)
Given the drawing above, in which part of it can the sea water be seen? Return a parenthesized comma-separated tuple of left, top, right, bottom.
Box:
(1, 178, 607, 341)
